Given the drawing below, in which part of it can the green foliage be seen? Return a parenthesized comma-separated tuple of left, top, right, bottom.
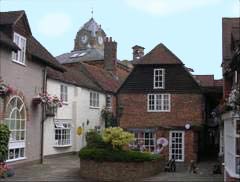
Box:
(85, 130, 111, 149)
(101, 108, 117, 128)
(79, 147, 162, 162)
(102, 127, 135, 150)
(0, 124, 10, 162)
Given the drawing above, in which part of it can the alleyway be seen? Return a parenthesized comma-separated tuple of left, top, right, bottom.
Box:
(2, 154, 223, 181)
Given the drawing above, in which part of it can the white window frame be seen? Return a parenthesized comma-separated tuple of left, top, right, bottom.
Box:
(131, 131, 156, 152)
(147, 94, 171, 112)
(90, 91, 100, 108)
(106, 94, 112, 110)
(235, 120, 240, 175)
(60, 84, 68, 103)
(169, 131, 185, 162)
(12, 32, 26, 65)
(54, 119, 72, 147)
(5, 96, 26, 162)
(153, 68, 165, 89)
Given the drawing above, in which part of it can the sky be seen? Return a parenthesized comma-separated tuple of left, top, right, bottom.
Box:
(0, 0, 239, 79)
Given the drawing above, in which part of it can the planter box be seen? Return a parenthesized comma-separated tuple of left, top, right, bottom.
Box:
(79, 159, 164, 181)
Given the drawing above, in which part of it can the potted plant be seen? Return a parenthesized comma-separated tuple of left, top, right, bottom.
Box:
(32, 92, 63, 116)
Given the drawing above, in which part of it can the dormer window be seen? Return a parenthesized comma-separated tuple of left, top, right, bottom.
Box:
(12, 32, 26, 65)
(154, 68, 165, 89)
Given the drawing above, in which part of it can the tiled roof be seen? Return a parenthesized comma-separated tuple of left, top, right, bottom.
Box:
(0, 31, 19, 51)
(222, 18, 240, 61)
(81, 63, 121, 93)
(194, 75, 223, 87)
(0, 10, 64, 71)
(133, 43, 183, 65)
(0, 10, 24, 25)
(56, 48, 104, 64)
(47, 64, 102, 92)
(27, 36, 65, 71)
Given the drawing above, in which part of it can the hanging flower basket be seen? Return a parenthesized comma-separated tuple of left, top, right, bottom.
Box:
(226, 85, 240, 112)
(32, 92, 63, 117)
(0, 81, 12, 98)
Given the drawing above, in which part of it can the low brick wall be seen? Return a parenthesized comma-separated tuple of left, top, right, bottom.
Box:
(80, 159, 164, 181)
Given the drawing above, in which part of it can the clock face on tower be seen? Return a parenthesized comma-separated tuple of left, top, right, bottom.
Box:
(80, 35, 88, 44)
(98, 36, 103, 45)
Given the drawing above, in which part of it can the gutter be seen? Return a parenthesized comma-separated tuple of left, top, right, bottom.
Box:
(40, 67, 47, 164)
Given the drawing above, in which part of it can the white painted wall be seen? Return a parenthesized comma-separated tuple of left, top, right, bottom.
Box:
(44, 79, 106, 156)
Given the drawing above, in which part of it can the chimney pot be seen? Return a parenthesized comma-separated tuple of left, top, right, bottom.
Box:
(132, 45, 145, 61)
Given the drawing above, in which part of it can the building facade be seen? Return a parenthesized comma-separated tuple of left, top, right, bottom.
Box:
(221, 17, 240, 182)
(0, 11, 64, 165)
(118, 43, 204, 163)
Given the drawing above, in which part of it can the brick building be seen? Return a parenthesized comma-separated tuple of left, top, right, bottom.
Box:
(117, 43, 205, 163)
(221, 17, 240, 182)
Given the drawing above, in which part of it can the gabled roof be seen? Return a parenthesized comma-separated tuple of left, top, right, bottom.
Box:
(0, 10, 64, 71)
(0, 31, 19, 51)
(0, 10, 24, 25)
(47, 64, 102, 92)
(0, 10, 32, 35)
(133, 43, 183, 65)
(81, 63, 121, 93)
(27, 36, 65, 71)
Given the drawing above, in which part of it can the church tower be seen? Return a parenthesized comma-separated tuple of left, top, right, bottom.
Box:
(74, 18, 106, 51)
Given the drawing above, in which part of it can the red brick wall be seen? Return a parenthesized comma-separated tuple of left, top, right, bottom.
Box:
(118, 93, 204, 129)
(156, 129, 198, 163)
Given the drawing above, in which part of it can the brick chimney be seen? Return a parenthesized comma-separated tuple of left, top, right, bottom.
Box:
(104, 37, 117, 76)
(132, 45, 144, 60)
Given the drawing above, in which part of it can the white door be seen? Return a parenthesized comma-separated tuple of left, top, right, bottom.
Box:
(169, 131, 185, 162)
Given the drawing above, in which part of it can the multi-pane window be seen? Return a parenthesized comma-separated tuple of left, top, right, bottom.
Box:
(154, 68, 165, 89)
(132, 131, 156, 152)
(106, 95, 112, 110)
(148, 94, 170, 112)
(54, 120, 71, 146)
(5, 96, 26, 161)
(90, 91, 99, 108)
(60, 85, 68, 102)
(12, 32, 26, 65)
(170, 131, 184, 162)
(236, 120, 240, 174)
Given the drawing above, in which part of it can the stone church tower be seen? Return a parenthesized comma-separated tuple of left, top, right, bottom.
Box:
(74, 18, 106, 51)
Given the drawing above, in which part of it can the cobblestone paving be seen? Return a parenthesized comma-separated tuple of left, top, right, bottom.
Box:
(1, 154, 224, 181)
(144, 161, 224, 182)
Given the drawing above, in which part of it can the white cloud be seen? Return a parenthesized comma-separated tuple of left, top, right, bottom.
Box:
(37, 12, 72, 37)
(125, 0, 221, 16)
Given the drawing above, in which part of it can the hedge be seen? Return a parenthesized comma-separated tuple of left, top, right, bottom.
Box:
(79, 147, 162, 162)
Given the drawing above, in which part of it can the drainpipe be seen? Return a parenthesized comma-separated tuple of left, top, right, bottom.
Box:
(40, 67, 47, 164)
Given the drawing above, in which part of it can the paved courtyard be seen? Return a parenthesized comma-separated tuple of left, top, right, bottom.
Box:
(1, 154, 223, 181)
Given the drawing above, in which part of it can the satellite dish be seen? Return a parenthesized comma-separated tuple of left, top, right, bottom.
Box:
(157, 137, 168, 147)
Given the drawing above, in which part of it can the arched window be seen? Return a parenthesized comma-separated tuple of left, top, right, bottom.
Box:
(5, 96, 26, 161)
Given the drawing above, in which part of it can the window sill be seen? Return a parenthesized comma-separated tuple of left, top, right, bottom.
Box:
(53, 145, 72, 148)
(12, 59, 26, 67)
(90, 106, 100, 109)
(6, 157, 26, 163)
(147, 110, 171, 112)
(62, 102, 69, 106)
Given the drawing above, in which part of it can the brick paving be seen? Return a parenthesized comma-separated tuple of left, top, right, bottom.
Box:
(1, 154, 223, 181)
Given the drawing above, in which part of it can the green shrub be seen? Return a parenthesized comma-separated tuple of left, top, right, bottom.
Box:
(0, 124, 10, 162)
(79, 147, 161, 162)
(86, 130, 110, 149)
(102, 127, 134, 150)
